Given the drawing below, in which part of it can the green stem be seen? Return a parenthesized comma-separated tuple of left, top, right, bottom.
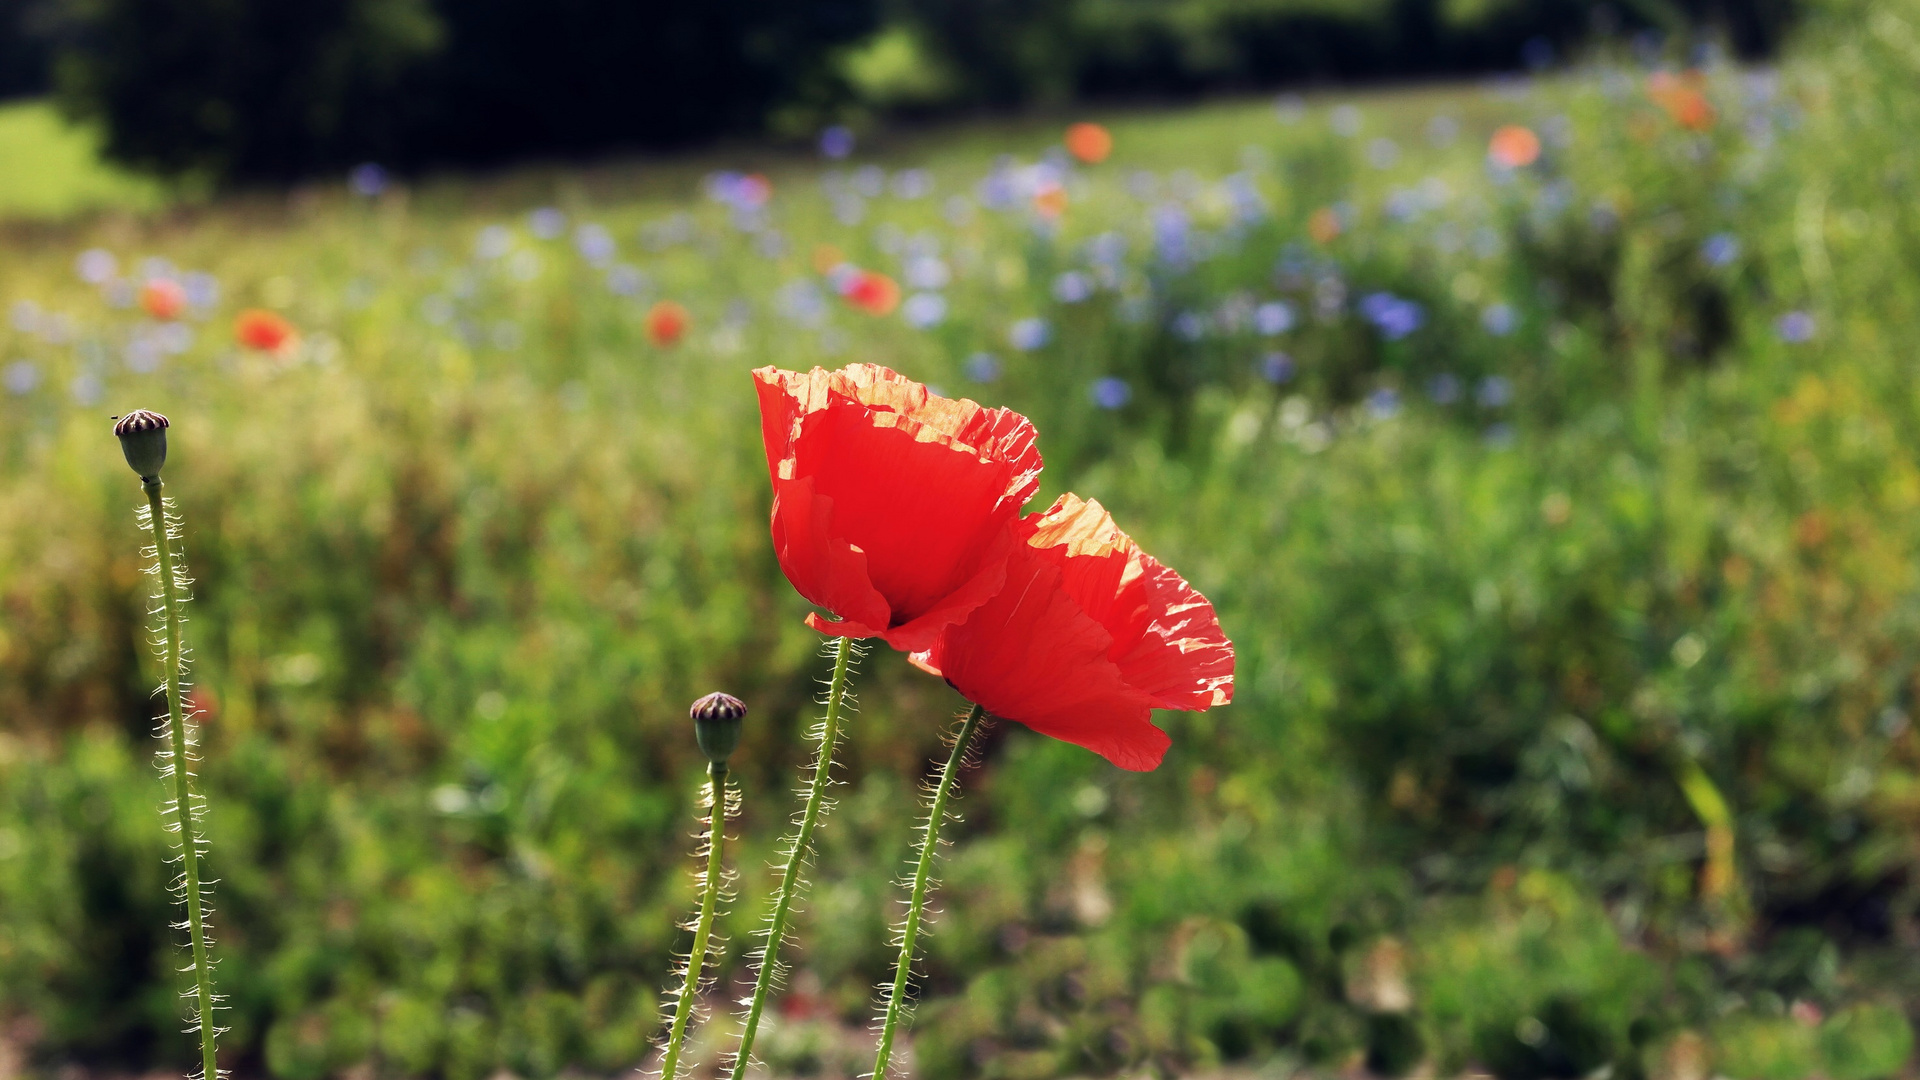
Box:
(728, 635, 855, 1079)
(871, 703, 987, 1080)
(146, 479, 219, 1080)
(661, 762, 729, 1080)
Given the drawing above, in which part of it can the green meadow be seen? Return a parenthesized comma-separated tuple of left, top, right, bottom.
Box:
(3, 2, 1920, 1076)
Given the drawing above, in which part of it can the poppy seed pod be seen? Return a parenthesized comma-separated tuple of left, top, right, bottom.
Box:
(690, 692, 747, 764)
(113, 409, 170, 479)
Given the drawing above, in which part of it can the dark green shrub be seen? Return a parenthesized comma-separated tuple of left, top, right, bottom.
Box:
(899, 0, 1802, 110)
(53, 0, 879, 180)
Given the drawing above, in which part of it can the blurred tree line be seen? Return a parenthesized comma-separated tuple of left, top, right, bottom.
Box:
(2, 0, 1798, 183)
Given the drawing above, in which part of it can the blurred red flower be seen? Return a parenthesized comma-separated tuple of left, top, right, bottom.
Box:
(1487, 125, 1541, 169)
(738, 173, 773, 206)
(844, 271, 900, 316)
(754, 364, 1043, 652)
(234, 309, 297, 353)
(646, 301, 690, 346)
(1033, 183, 1068, 221)
(912, 494, 1233, 771)
(1648, 71, 1716, 131)
(141, 278, 186, 320)
(1308, 206, 1341, 244)
(1065, 122, 1113, 164)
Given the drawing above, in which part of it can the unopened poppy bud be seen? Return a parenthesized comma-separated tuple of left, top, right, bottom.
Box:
(690, 692, 747, 764)
(113, 409, 169, 479)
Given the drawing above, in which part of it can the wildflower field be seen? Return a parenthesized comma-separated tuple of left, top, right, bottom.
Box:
(6, 0, 1920, 1076)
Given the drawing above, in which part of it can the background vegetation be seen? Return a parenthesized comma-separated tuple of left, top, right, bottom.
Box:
(2, 0, 1799, 181)
(4, 0, 1920, 1076)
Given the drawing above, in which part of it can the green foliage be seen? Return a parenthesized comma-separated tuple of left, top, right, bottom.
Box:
(1820, 1003, 1915, 1080)
(55, 0, 443, 179)
(896, 0, 1798, 110)
(1715, 1016, 1822, 1080)
(51, 0, 880, 181)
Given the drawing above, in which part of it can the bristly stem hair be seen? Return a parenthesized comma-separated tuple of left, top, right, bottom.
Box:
(870, 702, 988, 1079)
(142, 476, 223, 1080)
(659, 760, 738, 1080)
(726, 635, 862, 1079)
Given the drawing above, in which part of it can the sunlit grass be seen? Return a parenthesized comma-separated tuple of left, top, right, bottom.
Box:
(0, 98, 167, 220)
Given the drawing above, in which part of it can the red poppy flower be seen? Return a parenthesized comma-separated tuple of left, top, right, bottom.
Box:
(844, 271, 900, 316)
(141, 278, 186, 320)
(1308, 206, 1341, 245)
(737, 173, 773, 206)
(1065, 122, 1113, 164)
(647, 301, 690, 346)
(234, 308, 297, 353)
(911, 493, 1234, 771)
(1647, 71, 1716, 131)
(1487, 125, 1541, 169)
(755, 364, 1044, 652)
(1033, 183, 1068, 221)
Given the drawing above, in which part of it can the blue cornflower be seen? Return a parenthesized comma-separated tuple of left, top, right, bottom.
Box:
(1172, 311, 1209, 341)
(1255, 300, 1295, 335)
(1481, 303, 1517, 336)
(76, 248, 117, 285)
(184, 272, 220, 311)
(820, 125, 855, 159)
(1153, 204, 1191, 266)
(70, 372, 103, 406)
(965, 352, 1002, 383)
(607, 265, 649, 298)
(1359, 292, 1425, 340)
(529, 207, 566, 240)
(1091, 377, 1132, 409)
(575, 224, 617, 265)
(892, 169, 933, 199)
(1009, 317, 1052, 351)
(1776, 310, 1816, 343)
(475, 225, 513, 259)
(905, 256, 951, 290)
(1053, 272, 1093, 304)
(1088, 232, 1128, 267)
(903, 293, 948, 329)
(349, 163, 388, 197)
(4, 360, 38, 395)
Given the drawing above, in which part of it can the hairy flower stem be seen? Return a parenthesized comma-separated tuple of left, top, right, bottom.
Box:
(145, 478, 219, 1080)
(728, 635, 857, 1078)
(871, 703, 987, 1079)
(661, 762, 730, 1080)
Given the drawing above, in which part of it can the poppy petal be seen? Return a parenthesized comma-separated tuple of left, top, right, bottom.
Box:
(755, 365, 1043, 645)
(915, 494, 1232, 771)
(1026, 494, 1235, 710)
(770, 473, 892, 633)
(912, 536, 1172, 770)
